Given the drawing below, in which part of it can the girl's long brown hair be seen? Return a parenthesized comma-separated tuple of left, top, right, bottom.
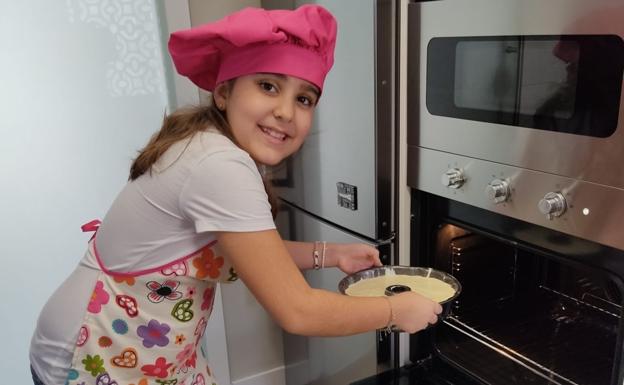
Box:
(129, 98, 278, 218)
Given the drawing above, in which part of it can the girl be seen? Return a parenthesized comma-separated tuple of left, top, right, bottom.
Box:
(29, 5, 442, 385)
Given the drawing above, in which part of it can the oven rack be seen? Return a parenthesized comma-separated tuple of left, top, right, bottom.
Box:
(444, 317, 578, 385)
(436, 287, 618, 385)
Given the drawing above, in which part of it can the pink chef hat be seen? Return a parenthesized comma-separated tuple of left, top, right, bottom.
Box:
(168, 5, 337, 93)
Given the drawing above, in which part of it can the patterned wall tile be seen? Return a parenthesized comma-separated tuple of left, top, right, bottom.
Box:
(67, 0, 166, 96)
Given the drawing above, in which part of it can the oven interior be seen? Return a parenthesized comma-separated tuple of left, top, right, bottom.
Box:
(409, 193, 624, 385)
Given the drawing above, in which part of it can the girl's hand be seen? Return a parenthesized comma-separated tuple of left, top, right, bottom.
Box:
(390, 291, 443, 333)
(332, 243, 382, 274)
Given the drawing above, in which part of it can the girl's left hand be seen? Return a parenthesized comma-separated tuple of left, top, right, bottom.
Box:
(333, 243, 383, 275)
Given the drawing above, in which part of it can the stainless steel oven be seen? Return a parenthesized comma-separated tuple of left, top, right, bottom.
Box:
(407, 0, 624, 251)
(348, 0, 624, 384)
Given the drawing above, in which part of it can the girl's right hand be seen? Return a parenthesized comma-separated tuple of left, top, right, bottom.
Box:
(388, 291, 443, 333)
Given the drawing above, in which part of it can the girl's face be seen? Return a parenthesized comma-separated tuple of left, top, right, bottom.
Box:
(214, 73, 320, 166)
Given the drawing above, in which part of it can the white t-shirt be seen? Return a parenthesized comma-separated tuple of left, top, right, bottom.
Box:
(30, 129, 275, 385)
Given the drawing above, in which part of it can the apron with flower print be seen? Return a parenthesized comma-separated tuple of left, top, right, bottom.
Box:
(66, 221, 238, 385)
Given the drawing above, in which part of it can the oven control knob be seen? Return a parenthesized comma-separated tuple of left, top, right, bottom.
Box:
(538, 192, 567, 219)
(485, 179, 510, 203)
(441, 168, 465, 189)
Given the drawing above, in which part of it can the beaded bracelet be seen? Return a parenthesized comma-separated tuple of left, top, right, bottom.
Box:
(312, 241, 327, 270)
(313, 241, 321, 270)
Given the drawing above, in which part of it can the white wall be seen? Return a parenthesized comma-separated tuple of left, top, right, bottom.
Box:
(0, 1, 169, 384)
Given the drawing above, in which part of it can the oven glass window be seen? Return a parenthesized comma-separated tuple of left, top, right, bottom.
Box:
(454, 40, 577, 119)
(427, 35, 624, 137)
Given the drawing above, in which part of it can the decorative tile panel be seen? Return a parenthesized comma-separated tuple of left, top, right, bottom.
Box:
(67, 0, 165, 96)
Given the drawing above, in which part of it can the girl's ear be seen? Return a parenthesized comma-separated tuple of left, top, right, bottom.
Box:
(213, 82, 230, 111)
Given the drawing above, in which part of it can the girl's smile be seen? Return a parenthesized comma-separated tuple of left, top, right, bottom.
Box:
(258, 124, 287, 143)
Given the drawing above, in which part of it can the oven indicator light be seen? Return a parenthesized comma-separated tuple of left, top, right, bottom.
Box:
(582, 208, 590, 216)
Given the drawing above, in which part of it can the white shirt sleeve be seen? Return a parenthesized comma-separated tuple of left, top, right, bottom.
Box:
(179, 148, 276, 233)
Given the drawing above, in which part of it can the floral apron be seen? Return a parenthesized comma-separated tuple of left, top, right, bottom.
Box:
(66, 220, 237, 385)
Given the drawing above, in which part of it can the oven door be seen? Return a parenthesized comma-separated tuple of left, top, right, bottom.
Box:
(407, 0, 624, 189)
(350, 358, 479, 385)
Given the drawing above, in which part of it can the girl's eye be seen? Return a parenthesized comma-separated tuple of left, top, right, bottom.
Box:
(259, 81, 277, 93)
(298, 95, 315, 107)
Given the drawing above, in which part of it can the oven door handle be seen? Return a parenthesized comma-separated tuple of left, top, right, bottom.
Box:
(375, 232, 395, 246)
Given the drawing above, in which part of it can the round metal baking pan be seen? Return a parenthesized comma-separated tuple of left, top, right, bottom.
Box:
(338, 265, 462, 332)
